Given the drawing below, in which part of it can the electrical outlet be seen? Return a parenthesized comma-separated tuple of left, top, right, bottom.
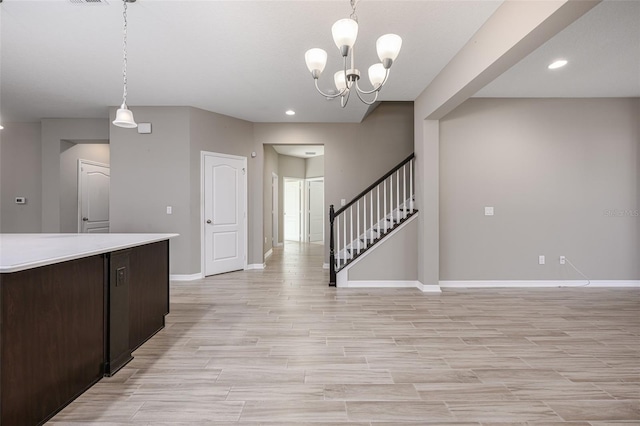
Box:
(539, 255, 545, 265)
(166, 206, 172, 214)
(560, 256, 566, 265)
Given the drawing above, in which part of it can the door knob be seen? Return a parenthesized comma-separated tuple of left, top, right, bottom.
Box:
(82, 217, 89, 221)
(206, 219, 212, 224)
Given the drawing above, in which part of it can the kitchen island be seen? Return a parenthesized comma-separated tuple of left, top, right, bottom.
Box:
(0, 233, 177, 426)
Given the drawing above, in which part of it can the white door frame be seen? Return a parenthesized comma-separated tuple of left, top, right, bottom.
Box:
(77, 159, 110, 233)
(272, 172, 279, 247)
(200, 151, 248, 277)
(305, 177, 324, 243)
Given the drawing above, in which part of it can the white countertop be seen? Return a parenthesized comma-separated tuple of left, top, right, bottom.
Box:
(0, 233, 178, 273)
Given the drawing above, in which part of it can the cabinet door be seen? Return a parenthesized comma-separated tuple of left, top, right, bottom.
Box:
(129, 240, 170, 350)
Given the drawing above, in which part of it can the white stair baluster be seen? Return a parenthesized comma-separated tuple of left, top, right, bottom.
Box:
(362, 194, 366, 249)
(410, 159, 413, 212)
(403, 165, 407, 219)
(343, 213, 346, 264)
(377, 185, 380, 238)
(350, 206, 354, 258)
(389, 175, 393, 230)
(383, 180, 387, 233)
(356, 201, 360, 253)
(336, 214, 340, 267)
(396, 170, 400, 221)
(369, 190, 373, 244)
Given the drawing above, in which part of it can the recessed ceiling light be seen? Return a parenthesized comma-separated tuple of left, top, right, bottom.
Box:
(285, 110, 295, 116)
(548, 59, 568, 70)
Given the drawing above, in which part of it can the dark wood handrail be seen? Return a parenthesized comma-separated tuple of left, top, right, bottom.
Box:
(333, 153, 414, 217)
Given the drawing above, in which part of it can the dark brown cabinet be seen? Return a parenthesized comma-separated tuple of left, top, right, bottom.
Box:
(0, 239, 170, 426)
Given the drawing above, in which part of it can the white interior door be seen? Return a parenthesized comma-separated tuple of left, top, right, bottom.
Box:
(284, 179, 302, 241)
(78, 160, 110, 233)
(272, 173, 279, 247)
(203, 153, 247, 276)
(308, 179, 324, 243)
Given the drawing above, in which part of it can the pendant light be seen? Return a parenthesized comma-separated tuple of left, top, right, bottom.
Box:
(113, 0, 137, 128)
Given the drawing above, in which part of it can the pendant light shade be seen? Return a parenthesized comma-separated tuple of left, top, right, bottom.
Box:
(113, 103, 137, 128)
(332, 18, 358, 51)
(305, 48, 328, 76)
(376, 34, 402, 66)
(334, 70, 348, 91)
(368, 63, 386, 87)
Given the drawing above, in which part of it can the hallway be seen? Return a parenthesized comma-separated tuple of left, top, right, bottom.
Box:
(50, 242, 640, 424)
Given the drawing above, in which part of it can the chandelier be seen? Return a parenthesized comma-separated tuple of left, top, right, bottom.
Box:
(304, 0, 402, 107)
(113, 0, 137, 128)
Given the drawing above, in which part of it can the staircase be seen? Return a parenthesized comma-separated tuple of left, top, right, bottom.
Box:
(329, 153, 417, 286)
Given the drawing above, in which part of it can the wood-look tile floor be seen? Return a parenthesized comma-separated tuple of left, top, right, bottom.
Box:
(50, 242, 640, 425)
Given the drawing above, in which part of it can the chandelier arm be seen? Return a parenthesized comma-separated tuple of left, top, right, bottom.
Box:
(354, 87, 379, 105)
(354, 68, 389, 95)
(314, 79, 347, 99)
(340, 89, 352, 108)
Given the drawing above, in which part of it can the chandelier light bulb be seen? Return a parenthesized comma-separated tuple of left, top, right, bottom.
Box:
(376, 34, 402, 67)
(368, 63, 386, 87)
(334, 70, 348, 91)
(332, 18, 358, 53)
(305, 48, 328, 77)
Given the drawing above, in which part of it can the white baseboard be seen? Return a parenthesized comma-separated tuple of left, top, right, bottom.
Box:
(170, 273, 203, 281)
(416, 282, 443, 293)
(246, 263, 266, 270)
(264, 249, 273, 260)
(323, 263, 330, 269)
(439, 280, 640, 288)
(338, 280, 442, 293)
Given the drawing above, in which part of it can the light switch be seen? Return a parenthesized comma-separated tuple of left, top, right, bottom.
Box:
(166, 206, 172, 215)
(341, 199, 346, 206)
(539, 255, 545, 265)
(485, 206, 494, 216)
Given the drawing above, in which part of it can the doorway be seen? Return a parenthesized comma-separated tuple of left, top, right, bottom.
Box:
(201, 151, 247, 276)
(78, 160, 110, 233)
(307, 178, 324, 243)
(284, 178, 303, 241)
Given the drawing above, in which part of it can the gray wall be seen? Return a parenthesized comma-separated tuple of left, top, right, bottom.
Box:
(189, 107, 259, 270)
(440, 98, 639, 281)
(305, 155, 324, 178)
(348, 216, 418, 281)
(59, 142, 110, 233)
(0, 122, 42, 232)
(41, 119, 110, 232)
(109, 106, 259, 275)
(109, 107, 191, 274)
(254, 102, 415, 262)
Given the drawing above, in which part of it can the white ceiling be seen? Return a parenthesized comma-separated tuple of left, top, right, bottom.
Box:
(0, 0, 638, 125)
(273, 145, 324, 159)
(476, 0, 640, 98)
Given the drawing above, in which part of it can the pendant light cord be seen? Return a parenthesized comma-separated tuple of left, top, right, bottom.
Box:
(121, 0, 129, 105)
